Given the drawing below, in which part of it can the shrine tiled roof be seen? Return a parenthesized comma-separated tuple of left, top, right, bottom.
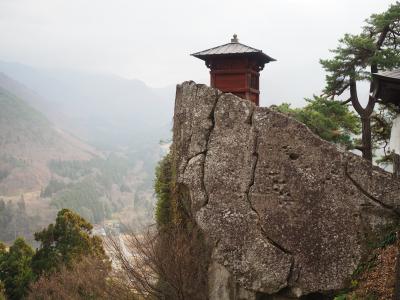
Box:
(373, 69, 400, 82)
(191, 35, 275, 63)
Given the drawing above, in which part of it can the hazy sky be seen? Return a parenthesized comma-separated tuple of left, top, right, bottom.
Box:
(0, 0, 397, 106)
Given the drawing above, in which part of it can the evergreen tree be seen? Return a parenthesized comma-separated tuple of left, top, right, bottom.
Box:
(31, 209, 105, 276)
(320, 2, 400, 161)
(273, 96, 361, 149)
(0, 201, 16, 242)
(0, 238, 34, 300)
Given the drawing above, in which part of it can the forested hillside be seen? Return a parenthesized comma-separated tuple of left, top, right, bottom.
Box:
(0, 75, 164, 244)
(0, 84, 96, 195)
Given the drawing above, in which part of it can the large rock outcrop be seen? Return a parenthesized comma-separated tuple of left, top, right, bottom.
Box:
(172, 81, 400, 298)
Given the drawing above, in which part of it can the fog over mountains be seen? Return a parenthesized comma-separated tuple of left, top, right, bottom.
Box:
(0, 61, 176, 242)
(0, 76, 97, 194)
(0, 61, 175, 149)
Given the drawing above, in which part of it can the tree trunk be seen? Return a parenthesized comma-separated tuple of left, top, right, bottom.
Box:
(350, 78, 374, 163)
(361, 116, 373, 162)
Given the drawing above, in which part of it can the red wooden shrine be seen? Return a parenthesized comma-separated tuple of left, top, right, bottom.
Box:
(191, 34, 275, 106)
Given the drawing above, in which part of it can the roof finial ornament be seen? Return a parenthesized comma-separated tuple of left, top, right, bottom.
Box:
(231, 34, 239, 43)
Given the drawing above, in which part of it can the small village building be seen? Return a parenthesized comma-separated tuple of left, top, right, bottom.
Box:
(191, 35, 275, 106)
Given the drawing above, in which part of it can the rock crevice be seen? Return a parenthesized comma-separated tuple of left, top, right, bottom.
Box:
(345, 161, 400, 216)
(246, 120, 293, 257)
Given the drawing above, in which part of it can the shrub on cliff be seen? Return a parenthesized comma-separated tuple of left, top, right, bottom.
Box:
(154, 153, 173, 227)
(134, 151, 210, 298)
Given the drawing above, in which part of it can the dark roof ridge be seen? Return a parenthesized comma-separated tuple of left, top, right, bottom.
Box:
(191, 41, 263, 57)
(373, 69, 400, 81)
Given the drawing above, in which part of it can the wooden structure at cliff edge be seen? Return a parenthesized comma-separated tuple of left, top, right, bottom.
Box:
(191, 34, 275, 106)
(373, 69, 400, 178)
(373, 69, 400, 107)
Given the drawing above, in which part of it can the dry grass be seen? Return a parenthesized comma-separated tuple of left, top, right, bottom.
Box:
(27, 256, 135, 300)
(351, 240, 399, 299)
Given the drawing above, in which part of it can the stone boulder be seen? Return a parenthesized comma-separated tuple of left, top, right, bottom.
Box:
(172, 81, 400, 298)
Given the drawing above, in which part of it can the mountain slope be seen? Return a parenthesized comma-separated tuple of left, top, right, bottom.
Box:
(0, 61, 175, 148)
(0, 80, 98, 195)
(0, 63, 169, 241)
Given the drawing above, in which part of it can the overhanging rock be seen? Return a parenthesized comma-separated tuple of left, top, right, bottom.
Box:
(172, 81, 400, 297)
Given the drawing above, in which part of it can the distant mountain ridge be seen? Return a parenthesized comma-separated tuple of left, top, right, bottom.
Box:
(0, 61, 175, 149)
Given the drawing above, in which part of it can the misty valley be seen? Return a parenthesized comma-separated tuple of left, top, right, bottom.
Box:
(0, 61, 173, 245)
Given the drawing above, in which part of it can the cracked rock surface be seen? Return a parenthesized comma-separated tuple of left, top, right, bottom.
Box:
(172, 81, 400, 297)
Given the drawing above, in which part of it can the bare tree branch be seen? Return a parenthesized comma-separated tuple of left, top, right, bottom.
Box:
(106, 225, 210, 300)
(341, 98, 352, 105)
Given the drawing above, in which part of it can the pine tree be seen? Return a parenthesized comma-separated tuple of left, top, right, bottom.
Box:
(273, 96, 361, 149)
(320, 2, 400, 161)
(0, 238, 34, 300)
(31, 209, 105, 276)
